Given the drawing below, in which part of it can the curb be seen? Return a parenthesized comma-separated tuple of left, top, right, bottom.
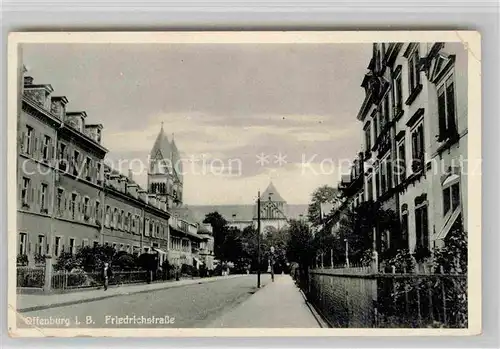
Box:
(18, 275, 244, 313)
(298, 288, 330, 328)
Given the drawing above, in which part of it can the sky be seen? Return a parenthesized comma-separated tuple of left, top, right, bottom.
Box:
(23, 43, 372, 205)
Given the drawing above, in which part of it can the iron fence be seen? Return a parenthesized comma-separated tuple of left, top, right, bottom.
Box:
(17, 267, 45, 288)
(51, 270, 149, 290)
(308, 269, 467, 328)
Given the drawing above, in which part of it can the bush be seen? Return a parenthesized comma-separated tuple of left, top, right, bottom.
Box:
(34, 253, 46, 265)
(17, 254, 28, 266)
(387, 249, 415, 273)
(113, 252, 138, 270)
(180, 263, 193, 276)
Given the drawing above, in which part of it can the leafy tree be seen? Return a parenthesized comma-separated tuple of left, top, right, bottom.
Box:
(307, 185, 339, 227)
(54, 244, 117, 272)
(286, 219, 315, 289)
(203, 211, 228, 261)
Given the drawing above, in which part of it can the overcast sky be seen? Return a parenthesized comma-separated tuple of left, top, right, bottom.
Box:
(23, 43, 372, 205)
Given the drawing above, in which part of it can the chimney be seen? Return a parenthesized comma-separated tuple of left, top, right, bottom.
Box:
(50, 96, 69, 120)
(126, 183, 138, 198)
(24, 76, 34, 85)
(128, 168, 134, 181)
(119, 177, 127, 192)
(138, 189, 148, 202)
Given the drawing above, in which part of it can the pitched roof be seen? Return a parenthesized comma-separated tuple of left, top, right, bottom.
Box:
(150, 124, 172, 160)
(261, 181, 286, 202)
(187, 205, 257, 223)
(187, 203, 309, 223)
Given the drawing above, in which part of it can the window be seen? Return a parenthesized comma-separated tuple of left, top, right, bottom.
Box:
(83, 197, 90, 219)
(104, 205, 110, 226)
(73, 150, 80, 176)
(69, 238, 75, 255)
(120, 210, 125, 229)
(149, 221, 154, 236)
(437, 74, 458, 141)
(411, 122, 425, 173)
(408, 45, 421, 93)
(375, 170, 380, 199)
(42, 135, 51, 161)
(145, 218, 150, 236)
(372, 110, 378, 140)
(95, 201, 100, 222)
(364, 123, 371, 152)
(58, 142, 67, 170)
(71, 193, 78, 219)
(113, 208, 118, 228)
(126, 213, 131, 231)
(383, 95, 390, 125)
(397, 139, 406, 183)
(380, 161, 387, 195)
(37, 235, 45, 255)
(21, 177, 31, 206)
(400, 210, 409, 250)
(56, 188, 64, 214)
(394, 68, 403, 112)
(23, 126, 34, 155)
(367, 177, 373, 201)
(415, 203, 429, 250)
(120, 243, 124, 251)
(54, 236, 61, 257)
(19, 233, 27, 255)
(443, 182, 460, 216)
(40, 183, 48, 212)
(85, 157, 92, 179)
(82, 238, 89, 248)
(96, 162, 102, 183)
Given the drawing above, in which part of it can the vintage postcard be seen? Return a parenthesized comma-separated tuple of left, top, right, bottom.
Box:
(7, 31, 481, 337)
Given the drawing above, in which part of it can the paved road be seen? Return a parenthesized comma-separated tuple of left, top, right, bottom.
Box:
(18, 274, 271, 329)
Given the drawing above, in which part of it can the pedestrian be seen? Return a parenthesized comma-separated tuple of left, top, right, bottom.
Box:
(102, 262, 112, 291)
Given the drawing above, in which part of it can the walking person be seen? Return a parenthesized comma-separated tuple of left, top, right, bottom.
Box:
(102, 262, 112, 291)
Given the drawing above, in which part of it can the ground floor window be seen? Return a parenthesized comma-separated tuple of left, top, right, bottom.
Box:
(415, 203, 429, 250)
(19, 233, 27, 255)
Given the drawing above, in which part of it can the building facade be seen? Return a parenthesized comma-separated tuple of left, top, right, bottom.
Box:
(356, 42, 468, 258)
(17, 70, 212, 269)
(188, 182, 310, 237)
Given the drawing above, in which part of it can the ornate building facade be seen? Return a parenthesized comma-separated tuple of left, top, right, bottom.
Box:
(16, 68, 213, 269)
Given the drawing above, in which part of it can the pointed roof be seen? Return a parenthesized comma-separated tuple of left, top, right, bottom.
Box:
(169, 133, 183, 181)
(261, 181, 286, 202)
(150, 123, 172, 160)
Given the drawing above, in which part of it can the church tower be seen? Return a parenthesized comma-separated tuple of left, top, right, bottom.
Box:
(257, 181, 288, 235)
(148, 123, 183, 209)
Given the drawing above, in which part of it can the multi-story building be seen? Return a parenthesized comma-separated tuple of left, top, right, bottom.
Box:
(356, 42, 468, 258)
(17, 70, 211, 269)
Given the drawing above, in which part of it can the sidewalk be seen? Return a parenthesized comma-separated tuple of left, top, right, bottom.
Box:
(207, 274, 322, 328)
(17, 275, 243, 313)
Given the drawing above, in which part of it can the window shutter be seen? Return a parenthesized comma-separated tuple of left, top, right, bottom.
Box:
(20, 132, 26, 153)
(437, 87, 447, 140)
(446, 80, 457, 136)
(32, 133, 38, 157)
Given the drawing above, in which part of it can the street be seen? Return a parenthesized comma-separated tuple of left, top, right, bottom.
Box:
(18, 275, 271, 328)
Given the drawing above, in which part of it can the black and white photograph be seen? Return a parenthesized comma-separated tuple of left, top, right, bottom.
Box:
(8, 32, 481, 336)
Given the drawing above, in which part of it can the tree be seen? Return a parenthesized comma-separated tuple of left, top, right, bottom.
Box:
(203, 211, 228, 261)
(286, 219, 314, 290)
(307, 185, 339, 227)
(54, 244, 117, 272)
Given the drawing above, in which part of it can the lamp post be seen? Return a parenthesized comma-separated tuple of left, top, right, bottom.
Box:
(344, 238, 350, 268)
(257, 191, 261, 288)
